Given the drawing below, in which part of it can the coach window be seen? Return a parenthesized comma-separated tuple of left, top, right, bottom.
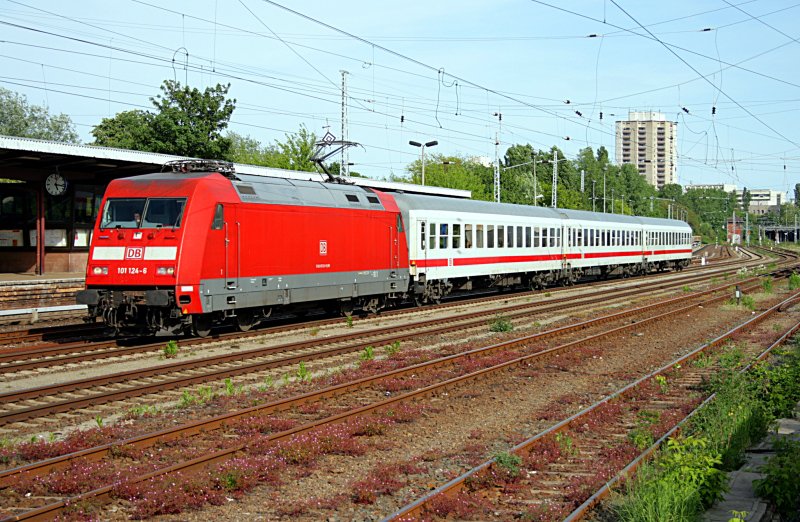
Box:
(497, 225, 505, 248)
(487, 225, 495, 248)
(429, 223, 437, 250)
(525, 226, 531, 248)
(439, 223, 449, 249)
(533, 227, 540, 248)
(548, 228, 554, 248)
(211, 204, 224, 230)
(464, 224, 473, 248)
(516, 226, 523, 249)
(420, 222, 426, 250)
(507, 225, 514, 248)
(476, 224, 484, 248)
(453, 224, 461, 249)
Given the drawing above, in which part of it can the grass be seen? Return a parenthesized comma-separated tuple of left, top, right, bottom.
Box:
(789, 273, 800, 290)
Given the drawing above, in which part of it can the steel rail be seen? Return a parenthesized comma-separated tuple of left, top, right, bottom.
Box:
(384, 291, 800, 521)
(1, 279, 784, 520)
(0, 272, 772, 426)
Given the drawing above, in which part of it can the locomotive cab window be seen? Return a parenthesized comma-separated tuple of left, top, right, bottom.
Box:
(142, 198, 186, 228)
(100, 198, 146, 229)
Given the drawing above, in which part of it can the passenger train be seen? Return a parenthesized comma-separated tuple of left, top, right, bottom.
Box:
(77, 160, 692, 336)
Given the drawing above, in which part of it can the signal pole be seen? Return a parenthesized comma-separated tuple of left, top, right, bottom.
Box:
(340, 70, 349, 176)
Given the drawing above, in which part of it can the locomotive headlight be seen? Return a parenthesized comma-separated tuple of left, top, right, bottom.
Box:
(157, 266, 175, 276)
(92, 266, 108, 275)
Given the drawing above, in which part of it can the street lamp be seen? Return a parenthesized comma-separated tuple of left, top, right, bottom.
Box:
(409, 140, 438, 186)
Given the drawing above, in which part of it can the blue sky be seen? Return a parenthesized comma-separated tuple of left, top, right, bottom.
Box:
(1, 0, 798, 197)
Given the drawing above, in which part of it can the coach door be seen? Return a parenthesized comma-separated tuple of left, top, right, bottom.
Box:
(417, 219, 427, 278)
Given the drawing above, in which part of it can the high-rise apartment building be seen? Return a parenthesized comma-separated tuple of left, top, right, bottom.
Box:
(615, 111, 678, 188)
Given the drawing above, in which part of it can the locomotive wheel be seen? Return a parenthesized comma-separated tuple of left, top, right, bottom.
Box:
(236, 310, 257, 332)
(192, 314, 212, 337)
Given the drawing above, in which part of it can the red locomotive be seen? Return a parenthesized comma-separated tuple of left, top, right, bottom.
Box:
(78, 160, 691, 336)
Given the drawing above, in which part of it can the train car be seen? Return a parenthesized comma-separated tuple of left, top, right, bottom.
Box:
(77, 160, 409, 336)
(78, 160, 692, 336)
(392, 194, 692, 302)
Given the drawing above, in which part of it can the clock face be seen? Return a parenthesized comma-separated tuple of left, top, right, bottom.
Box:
(45, 173, 67, 196)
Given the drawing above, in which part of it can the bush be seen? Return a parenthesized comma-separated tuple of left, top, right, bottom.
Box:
(754, 438, 800, 518)
(489, 315, 513, 333)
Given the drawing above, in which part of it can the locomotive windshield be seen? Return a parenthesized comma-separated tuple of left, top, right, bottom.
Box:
(100, 197, 186, 229)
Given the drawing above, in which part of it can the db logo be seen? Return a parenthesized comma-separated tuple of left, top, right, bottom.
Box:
(125, 247, 144, 260)
(319, 240, 328, 256)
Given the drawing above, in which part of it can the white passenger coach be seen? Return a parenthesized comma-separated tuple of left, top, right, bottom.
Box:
(392, 194, 692, 303)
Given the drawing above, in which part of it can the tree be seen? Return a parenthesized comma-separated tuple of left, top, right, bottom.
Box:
(404, 153, 493, 201)
(0, 87, 79, 143)
(90, 110, 152, 150)
(92, 80, 236, 159)
(228, 125, 321, 172)
(794, 183, 799, 207)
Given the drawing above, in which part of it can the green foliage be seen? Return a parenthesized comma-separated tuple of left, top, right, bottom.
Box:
(761, 277, 773, 294)
(178, 390, 196, 408)
(223, 377, 242, 396)
(309, 326, 320, 336)
(493, 451, 522, 478)
(229, 125, 318, 171)
(682, 285, 693, 292)
(296, 362, 311, 382)
(128, 405, 160, 417)
(555, 432, 576, 455)
(750, 342, 800, 419)
(789, 273, 800, 290)
(92, 80, 236, 160)
(0, 87, 79, 143)
(728, 510, 748, 522)
(384, 341, 401, 357)
(95, 415, 104, 428)
(360, 346, 375, 362)
(659, 436, 728, 507)
(754, 439, 800, 518)
(345, 315, 354, 328)
(654, 375, 669, 394)
(489, 315, 513, 332)
(162, 340, 179, 359)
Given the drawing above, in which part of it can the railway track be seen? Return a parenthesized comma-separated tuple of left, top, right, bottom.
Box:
(0, 264, 782, 429)
(0, 268, 793, 520)
(386, 290, 800, 521)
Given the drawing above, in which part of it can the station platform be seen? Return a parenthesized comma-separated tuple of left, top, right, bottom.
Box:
(0, 272, 85, 317)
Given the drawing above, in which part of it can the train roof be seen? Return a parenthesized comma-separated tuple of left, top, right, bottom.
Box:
(391, 192, 691, 229)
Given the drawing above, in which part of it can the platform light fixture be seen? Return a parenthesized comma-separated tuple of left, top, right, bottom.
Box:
(409, 140, 438, 186)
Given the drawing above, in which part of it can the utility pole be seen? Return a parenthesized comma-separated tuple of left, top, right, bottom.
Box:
(551, 150, 558, 208)
(592, 180, 596, 212)
(494, 112, 501, 203)
(532, 152, 538, 207)
(745, 212, 750, 246)
(340, 70, 349, 176)
(732, 208, 736, 244)
(603, 167, 607, 213)
(580, 169, 584, 193)
(611, 188, 615, 213)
